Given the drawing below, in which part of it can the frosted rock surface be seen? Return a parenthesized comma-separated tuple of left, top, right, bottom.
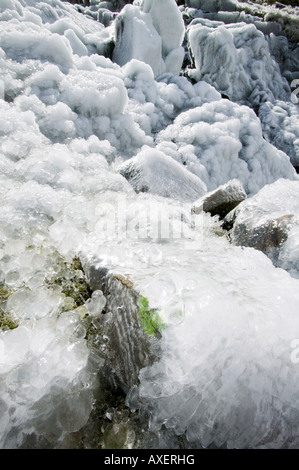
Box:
(187, 21, 291, 106)
(112, 5, 165, 77)
(258, 100, 299, 168)
(192, 178, 246, 219)
(157, 99, 297, 196)
(227, 179, 299, 277)
(113, 0, 185, 76)
(119, 147, 207, 202)
(82, 215, 299, 449)
(142, 0, 185, 57)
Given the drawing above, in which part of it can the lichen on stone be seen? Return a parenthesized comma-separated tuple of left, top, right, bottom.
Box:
(46, 255, 92, 311)
(0, 283, 18, 331)
(113, 274, 134, 289)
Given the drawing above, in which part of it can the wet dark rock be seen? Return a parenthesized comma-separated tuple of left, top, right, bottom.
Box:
(229, 213, 293, 262)
(192, 179, 247, 220)
(81, 257, 160, 394)
(223, 179, 299, 271)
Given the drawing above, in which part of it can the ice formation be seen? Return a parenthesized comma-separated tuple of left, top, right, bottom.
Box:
(227, 178, 299, 278)
(133, 236, 299, 449)
(187, 20, 291, 106)
(119, 147, 207, 202)
(0, 0, 299, 450)
(112, 4, 166, 77)
(141, 0, 185, 74)
(156, 99, 297, 195)
(258, 100, 299, 167)
(113, 0, 185, 76)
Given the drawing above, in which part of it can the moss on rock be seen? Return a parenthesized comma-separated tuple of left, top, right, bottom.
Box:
(138, 295, 165, 337)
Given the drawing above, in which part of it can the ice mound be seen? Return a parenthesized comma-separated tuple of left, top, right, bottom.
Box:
(0, 0, 151, 154)
(187, 20, 291, 106)
(133, 242, 299, 449)
(119, 146, 207, 202)
(141, 0, 185, 75)
(123, 60, 222, 135)
(59, 68, 128, 117)
(0, 22, 74, 70)
(22, 61, 134, 146)
(113, 0, 185, 77)
(156, 99, 297, 195)
(258, 100, 299, 168)
(0, 101, 48, 162)
(142, 0, 185, 57)
(112, 4, 165, 77)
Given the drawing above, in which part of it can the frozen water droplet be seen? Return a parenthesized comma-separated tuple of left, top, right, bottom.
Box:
(4, 270, 20, 286)
(86, 290, 106, 317)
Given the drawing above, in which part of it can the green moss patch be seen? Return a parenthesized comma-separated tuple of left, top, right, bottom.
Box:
(138, 295, 165, 337)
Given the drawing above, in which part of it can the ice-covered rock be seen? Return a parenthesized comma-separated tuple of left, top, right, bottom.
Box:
(81, 256, 161, 393)
(82, 213, 299, 450)
(268, 33, 299, 86)
(135, 242, 299, 448)
(0, 244, 99, 449)
(119, 147, 207, 202)
(225, 178, 299, 277)
(258, 100, 299, 168)
(183, 6, 284, 38)
(157, 99, 297, 196)
(142, 0, 185, 56)
(186, 0, 238, 12)
(112, 4, 165, 77)
(141, 0, 185, 74)
(192, 178, 246, 219)
(113, 0, 185, 76)
(123, 62, 222, 135)
(184, 0, 299, 43)
(187, 20, 291, 106)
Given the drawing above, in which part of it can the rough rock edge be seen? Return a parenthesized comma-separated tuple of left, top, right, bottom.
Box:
(192, 179, 247, 220)
(81, 257, 161, 394)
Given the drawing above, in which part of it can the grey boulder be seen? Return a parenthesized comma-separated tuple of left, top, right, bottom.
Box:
(192, 178, 246, 219)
